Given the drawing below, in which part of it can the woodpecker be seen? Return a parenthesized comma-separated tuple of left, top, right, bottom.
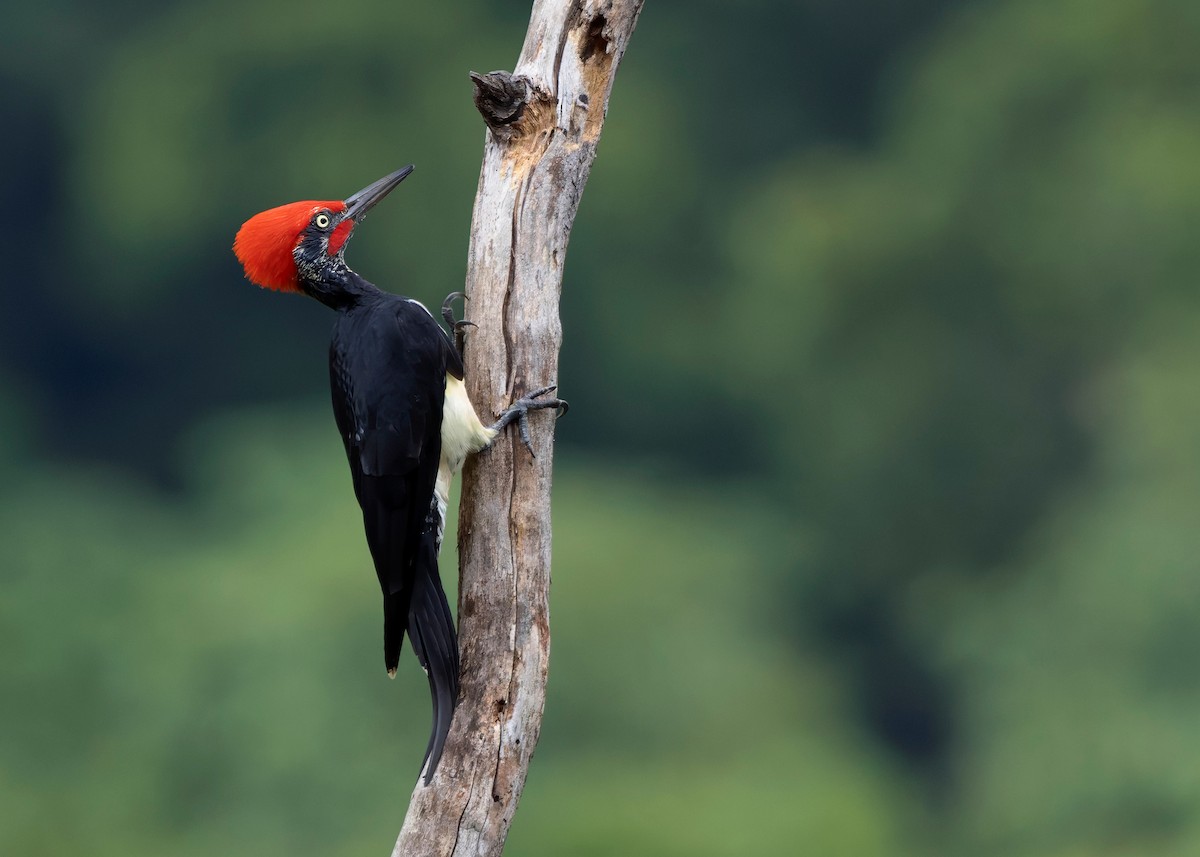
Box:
(232, 165, 564, 784)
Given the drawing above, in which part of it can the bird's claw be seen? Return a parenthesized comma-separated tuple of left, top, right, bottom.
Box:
(494, 385, 569, 457)
(525, 386, 569, 420)
(441, 292, 476, 356)
(441, 291, 466, 328)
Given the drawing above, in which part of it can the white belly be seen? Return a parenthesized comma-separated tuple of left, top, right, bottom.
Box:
(433, 375, 496, 550)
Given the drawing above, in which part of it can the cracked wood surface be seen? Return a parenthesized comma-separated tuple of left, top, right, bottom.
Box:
(389, 1, 643, 855)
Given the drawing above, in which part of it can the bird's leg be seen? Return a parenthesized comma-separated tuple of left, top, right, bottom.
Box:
(441, 291, 476, 358)
(491, 385, 569, 456)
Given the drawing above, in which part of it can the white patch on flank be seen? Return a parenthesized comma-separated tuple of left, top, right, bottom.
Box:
(434, 374, 497, 552)
(441, 375, 496, 470)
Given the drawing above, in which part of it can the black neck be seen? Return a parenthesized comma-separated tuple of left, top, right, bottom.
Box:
(301, 267, 383, 311)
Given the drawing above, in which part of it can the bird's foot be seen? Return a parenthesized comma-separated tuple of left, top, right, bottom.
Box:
(441, 291, 476, 357)
(492, 385, 569, 456)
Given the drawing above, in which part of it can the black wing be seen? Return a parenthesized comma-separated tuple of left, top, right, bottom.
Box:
(330, 296, 461, 782)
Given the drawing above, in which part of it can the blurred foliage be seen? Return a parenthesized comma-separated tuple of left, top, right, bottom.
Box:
(3, 0, 1200, 854)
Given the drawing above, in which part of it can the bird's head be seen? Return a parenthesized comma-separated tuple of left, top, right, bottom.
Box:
(233, 165, 414, 294)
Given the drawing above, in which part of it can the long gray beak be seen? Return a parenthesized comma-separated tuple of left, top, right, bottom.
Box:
(344, 165, 414, 221)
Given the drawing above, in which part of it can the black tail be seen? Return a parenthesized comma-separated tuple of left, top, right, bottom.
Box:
(383, 591, 406, 677)
(407, 529, 460, 784)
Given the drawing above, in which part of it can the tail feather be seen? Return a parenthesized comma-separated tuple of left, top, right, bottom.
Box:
(364, 494, 415, 677)
(407, 532, 460, 784)
(383, 592, 406, 677)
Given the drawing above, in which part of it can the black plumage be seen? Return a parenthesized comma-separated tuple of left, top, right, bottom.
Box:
(329, 288, 462, 781)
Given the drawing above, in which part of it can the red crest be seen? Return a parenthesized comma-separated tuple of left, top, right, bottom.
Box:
(233, 200, 346, 292)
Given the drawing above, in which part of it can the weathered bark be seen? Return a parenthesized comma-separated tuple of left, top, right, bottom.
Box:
(389, 1, 643, 855)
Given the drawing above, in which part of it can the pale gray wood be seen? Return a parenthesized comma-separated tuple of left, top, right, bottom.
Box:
(389, 1, 643, 855)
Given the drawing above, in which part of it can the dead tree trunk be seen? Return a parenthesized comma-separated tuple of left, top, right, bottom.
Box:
(390, 1, 643, 854)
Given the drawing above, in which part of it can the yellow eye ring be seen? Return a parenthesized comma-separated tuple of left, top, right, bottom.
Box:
(315, 213, 331, 229)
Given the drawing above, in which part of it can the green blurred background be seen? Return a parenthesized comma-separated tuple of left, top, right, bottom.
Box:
(3, 0, 1200, 854)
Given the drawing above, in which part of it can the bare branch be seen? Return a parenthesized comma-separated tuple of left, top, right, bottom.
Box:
(390, 1, 643, 855)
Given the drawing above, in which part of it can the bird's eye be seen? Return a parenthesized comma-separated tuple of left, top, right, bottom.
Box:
(315, 213, 331, 229)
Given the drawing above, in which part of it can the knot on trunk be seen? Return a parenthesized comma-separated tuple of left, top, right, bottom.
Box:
(470, 71, 531, 132)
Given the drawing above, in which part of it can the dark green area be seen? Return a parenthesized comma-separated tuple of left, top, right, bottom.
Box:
(3, 0, 1200, 853)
